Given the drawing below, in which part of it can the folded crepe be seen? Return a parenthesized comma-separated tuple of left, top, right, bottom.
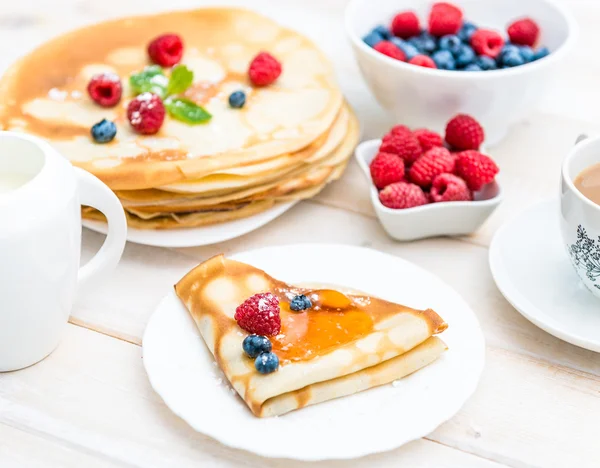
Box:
(175, 255, 448, 417)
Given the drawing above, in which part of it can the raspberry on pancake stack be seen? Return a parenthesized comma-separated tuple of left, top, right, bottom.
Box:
(0, 8, 356, 229)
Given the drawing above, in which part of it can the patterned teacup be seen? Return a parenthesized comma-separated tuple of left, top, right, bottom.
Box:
(560, 135, 600, 299)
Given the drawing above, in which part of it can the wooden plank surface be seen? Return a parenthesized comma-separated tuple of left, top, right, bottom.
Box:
(1, 0, 599, 466)
(0, 424, 121, 468)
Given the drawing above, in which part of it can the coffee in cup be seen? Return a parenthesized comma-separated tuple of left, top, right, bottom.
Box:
(574, 162, 600, 206)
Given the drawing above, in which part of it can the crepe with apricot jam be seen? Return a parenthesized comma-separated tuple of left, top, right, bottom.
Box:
(175, 255, 448, 418)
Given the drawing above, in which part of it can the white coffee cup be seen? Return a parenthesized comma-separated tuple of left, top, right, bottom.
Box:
(560, 136, 600, 300)
(0, 131, 127, 371)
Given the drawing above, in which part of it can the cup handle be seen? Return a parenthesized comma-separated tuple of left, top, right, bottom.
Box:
(75, 167, 127, 289)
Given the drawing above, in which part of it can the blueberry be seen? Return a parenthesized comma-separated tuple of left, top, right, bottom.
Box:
(390, 37, 419, 60)
(431, 50, 456, 70)
(290, 294, 312, 311)
(455, 44, 476, 67)
(409, 32, 437, 54)
(475, 55, 497, 71)
(501, 50, 525, 68)
(438, 35, 462, 55)
(91, 119, 117, 143)
(407, 36, 424, 53)
(228, 90, 246, 108)
(463, 64, 482, 71)
(500, 44, 520, 59)
(363, 31, 383, 48)
(243, 335, 272, 358)
(255, 352, 279, 374)
(519, 46, 535, 63)
(534, 46, 550, 61)
(497, 45, 523, 67)
(372, 25, 392, 40)
(419, 32, 437, 53)
(458, 21, 478, 42)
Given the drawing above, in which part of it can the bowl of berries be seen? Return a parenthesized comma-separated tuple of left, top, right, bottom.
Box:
(356, 114, 502, 241)
(345, 0, 576, 145)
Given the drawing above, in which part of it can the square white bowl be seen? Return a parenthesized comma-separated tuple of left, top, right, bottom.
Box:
(345, 0, 577, 145)
(356, 140, 502, 241)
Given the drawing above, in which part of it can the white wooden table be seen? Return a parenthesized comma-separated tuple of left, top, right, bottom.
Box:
(1, 0, 599, 466)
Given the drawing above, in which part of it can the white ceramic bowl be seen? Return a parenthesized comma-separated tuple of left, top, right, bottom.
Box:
(345, 0, 577, 145)
(356, 140, 502, 241)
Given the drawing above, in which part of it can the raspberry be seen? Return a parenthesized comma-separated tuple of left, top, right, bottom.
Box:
(379, 131, 421, 165)
(389, 124, 412, 136)
(382, 125, 412, 143)
(369, 152, 405, 189)
(445, 114, 485, 150)
(234, 293, 281, 336)
(391, 12, 420, 39)
(87, 73, 122, 108)
(454, 150, 499, 191)
(379, 182, 428, 209)
(408, 147, 455, 187)
(413, 128, 443, 152)
(428, 2, 463, 37)
(471, 29, 504, 58)
(430, 173, 472, 202)
(126, 93, 166, 135)
(409, 55, 437, 68)
(450, 151, 461, 162)
(148, 34, 184, 67)
(373, 41, 406, 61)
(507, 18, 540, 47)
(248, 52, 282, 86)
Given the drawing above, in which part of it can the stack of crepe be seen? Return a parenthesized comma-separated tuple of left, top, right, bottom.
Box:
(176, 255, 448, 418)
(0, 8, 357, 229)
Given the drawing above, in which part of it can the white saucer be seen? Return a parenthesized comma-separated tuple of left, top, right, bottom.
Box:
(489, 199, 600, 352)
(142, 244, 484, 460)
(82, 201, 296, 248)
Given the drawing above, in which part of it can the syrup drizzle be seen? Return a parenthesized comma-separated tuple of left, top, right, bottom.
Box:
(269, 288, 375, 364)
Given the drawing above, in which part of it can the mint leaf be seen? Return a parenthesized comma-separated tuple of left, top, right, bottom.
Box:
(129, 66, 168, 98)
(164, 97, 212, 124)
(167, 65, 194, 95)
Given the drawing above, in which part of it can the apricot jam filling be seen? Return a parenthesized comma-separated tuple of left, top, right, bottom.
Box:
(270, 289, 374, 364)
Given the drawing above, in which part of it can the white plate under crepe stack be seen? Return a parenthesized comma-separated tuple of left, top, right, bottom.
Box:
(0, 8, 357, 229)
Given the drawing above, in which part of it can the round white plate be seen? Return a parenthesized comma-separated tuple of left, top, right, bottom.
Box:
(82, 201, 296, 248)
(142, 244, 485, 460)
(489, 199, 600, 352)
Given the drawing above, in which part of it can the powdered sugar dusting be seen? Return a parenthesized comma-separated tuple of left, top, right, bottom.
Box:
(48, 88, 67, 101)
